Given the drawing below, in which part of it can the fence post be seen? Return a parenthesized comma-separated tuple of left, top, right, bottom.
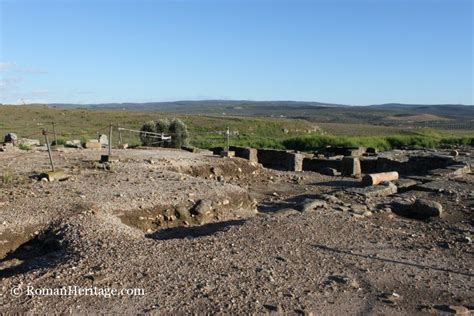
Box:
(108, 124, 112, 156)
(52, 121, 58, 145)
(225, 127, 230, 151)
(42, 129, 55, 172)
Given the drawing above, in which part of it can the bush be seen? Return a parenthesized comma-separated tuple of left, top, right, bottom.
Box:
(169, 118, 189, 148)
(140, 121, 156, 146)
(18, 144, 31, 151)
(51, 138, 66, 146)
(139, 118, 189, 148)
(155, 118, 170, 134)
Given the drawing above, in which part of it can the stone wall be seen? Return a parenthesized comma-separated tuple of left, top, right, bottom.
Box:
(302, 158, 342, 172)
(376, 155, 455, 175)
(257, 149, 303, 171)
(229, 146, 258, 163)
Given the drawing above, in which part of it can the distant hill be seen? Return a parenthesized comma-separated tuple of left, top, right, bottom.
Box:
(369, 103, 474, 119)
(10, 100, 473, 129)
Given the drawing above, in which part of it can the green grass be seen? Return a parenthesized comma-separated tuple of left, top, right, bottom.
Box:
(1, 105, 472, 152)
(2, 169, 14, 185)
(282, 132, 473, 152)
(18, 144, 31, 151)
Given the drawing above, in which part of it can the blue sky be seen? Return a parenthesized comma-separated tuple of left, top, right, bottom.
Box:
(0, 0, 472, 105)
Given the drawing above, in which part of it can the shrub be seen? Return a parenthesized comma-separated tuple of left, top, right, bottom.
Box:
(51, 138, 66, 146)
(140, 121, 156, 146)
(18, 144, 31, 151)
(139, 118, 189, 148)
(2, 169, 14, 185)
(155, 118, 170, 134)
(169, 118, 189, 148)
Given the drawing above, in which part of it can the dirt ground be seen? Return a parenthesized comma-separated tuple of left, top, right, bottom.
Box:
(0, 147, 472, 314)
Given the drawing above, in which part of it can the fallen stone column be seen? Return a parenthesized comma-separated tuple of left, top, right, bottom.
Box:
(362, 171, 399, 186)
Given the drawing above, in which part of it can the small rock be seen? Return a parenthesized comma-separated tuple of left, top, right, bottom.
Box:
(435, 305, 470, 315)
(413, 199, 443, 217)
(319, 167, 340, 176)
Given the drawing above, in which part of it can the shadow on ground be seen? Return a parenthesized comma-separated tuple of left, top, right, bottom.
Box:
(0, 230, 67, 278)
(311, 180, 361, 188)
(146, 220, 246, 240)
(313, 244, 474, 277)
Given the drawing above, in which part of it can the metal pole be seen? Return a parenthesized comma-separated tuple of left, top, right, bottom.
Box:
(52, 121, 57, 145)
(43, 129, 55, 172)
(108, 124, 112, 156)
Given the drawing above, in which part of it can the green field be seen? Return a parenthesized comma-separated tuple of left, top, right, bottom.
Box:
(0, 105, 472, 151)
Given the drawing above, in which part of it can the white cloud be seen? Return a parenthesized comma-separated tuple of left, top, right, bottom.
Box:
(0, 62, 47, 74)
(0, 62, 16, 72)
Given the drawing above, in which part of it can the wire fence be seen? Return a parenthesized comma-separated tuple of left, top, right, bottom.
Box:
(1, 121, 235, 149)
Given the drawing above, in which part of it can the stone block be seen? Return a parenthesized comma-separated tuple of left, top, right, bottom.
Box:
(41, 169, 66, 182)
(98, 134, 108, 147)
(100, 155, 119, 163)
(288, 153, 303, 172)
(229, 146, 258, 163)
(346, 182, 397, 197)
(341, 156, 361, 177)
(85, 141, 102, 149)
(220, 150, 235, 158)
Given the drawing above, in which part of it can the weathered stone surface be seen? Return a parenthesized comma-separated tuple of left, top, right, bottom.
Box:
(416, 180, 464, 193)
(376, 152, 455, 175)
(318, 146, 365, 157)
(4, 133, 18, 143)
(346, 182, 397, 197)
(392, 178, 419, 191)
(100, 155, 119, 163)
(319, 167, 340, 176)
(391, 199, 443, 218)
(319, 194, 343, 204)
(432, 164, 471, 177)
(273, 208, 301, 217)
(220, 150, 235, 158)
(192, 199, 213, 216)
(175, 205, 191, 220)
(0, 143, 15, 152)
(42, 169, 67, 182)
(303, 158, 342, 173)
(229, 146, 258, 163)
(98, 134, 109, 146)
(289, 152, 303, 172)
(350, 204, 368, 214)
(65, 140, 82, 148)
(18, 138, 40, 147)
(298, 199, 327, 213)
(257, 149, 302, 171)
(85, 140, 102, 149)
(341, 156, 361, 177)
(191, 199, 214, 223)
(413, 199, 443, 217)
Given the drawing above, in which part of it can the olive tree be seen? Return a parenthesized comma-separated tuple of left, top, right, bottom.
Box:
(169, 118, 189, 148)
(140, 121, 156, 146)
(155, 118, 170, 134)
